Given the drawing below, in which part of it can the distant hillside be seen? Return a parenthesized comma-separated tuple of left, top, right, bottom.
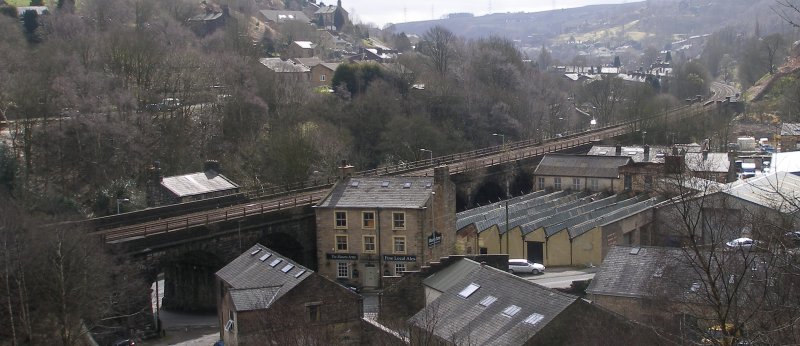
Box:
(389, 0, 783, 45)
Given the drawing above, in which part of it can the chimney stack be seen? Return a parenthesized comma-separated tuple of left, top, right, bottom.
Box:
(338, 160, 355, 179)
(643, 144, 650, 161)
(615, 144, 622, 156)
(204, 159, 221, 173)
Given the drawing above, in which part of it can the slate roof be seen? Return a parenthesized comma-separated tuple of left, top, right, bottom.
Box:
(258, 58, 311, 73)
(216, 244, 312, 312)
(587, 145, 670, 163)
(293, 57, 324, 68)
(315, 5, 339, 14)
(586, 246, 686, 298)
(160, 171, 239, 198)
(315, 177, 433, 209)
(684, 152, 730, 173)
(16, 6, 48, 16)
(188, 12, 223, 22)
(781, 123, 800, 136)
(410, 258, 579, 345)
(293, 41, 316, 49)
(534, 154, 631, 178)
(259, 10, 310, 23)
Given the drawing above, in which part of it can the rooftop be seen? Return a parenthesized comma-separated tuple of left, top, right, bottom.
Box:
(258, 58, 311, 73)
(216, 244, 313, 312)
(316, 177, 434, 209)
(160, 171, 238, 198)
(410, 258, 578, 345)
(259, 10, 310, 23)
(781, 123, 800, 136)
(534, 154, 631, 179)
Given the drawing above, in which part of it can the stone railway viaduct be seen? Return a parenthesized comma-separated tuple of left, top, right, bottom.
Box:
(83, 89, 736, 311)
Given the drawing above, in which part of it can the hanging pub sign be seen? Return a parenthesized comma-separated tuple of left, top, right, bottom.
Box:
(427, 231, 442, 247)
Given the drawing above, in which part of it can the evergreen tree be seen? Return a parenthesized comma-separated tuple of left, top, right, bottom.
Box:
(21, 10, 38, 36)
(665, 51, 672, 62)
(333, 0, 345, 31)
(613, 56, 621, 68)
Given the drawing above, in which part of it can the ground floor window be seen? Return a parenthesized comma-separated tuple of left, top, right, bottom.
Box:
(336, 262, 349, 278)
(394, 263, 406, 276)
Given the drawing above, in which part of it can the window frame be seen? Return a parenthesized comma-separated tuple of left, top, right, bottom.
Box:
(363, 235, 376, 253)
(334, 210, 347, 229)
(306, 303, 321, 322)
(554, 177, 562, 190)
(362, 211, 375, 229)
(335, 234, 348, 252)
(590, 178, 599, 191)
(392, 212, 406, 230)
(538, 177, 545, 190)
(572, 177, 581, 190)
(394, 263, 406, 276)
(320, 74, 326, 82)
(393, 236, 407, 254)
(336, 262, 349, 278)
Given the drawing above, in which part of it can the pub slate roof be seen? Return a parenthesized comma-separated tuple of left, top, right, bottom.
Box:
(216, 244, 312, 312)
(410, 258, 579, 345)
(534, 154, 631, 178)
(781, 123, 800, 136)
(160, 171, 238, 198)
(315, 177, 433, 209)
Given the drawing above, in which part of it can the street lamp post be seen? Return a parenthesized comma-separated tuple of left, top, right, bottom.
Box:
(492, 133, 505, 149)
(420, 148, 433, 165)
(642, 131, 647, 146)
(116, 198, 130, 214)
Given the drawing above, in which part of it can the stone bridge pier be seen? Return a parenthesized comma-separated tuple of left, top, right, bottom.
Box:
(124, 206, 317, 312)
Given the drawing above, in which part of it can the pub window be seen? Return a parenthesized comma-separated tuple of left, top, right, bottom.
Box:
(362, 211, 375, 228)
(363, 235, 376, 253)
(554, 177, 562, 190)
(336, 262, 349, 278)
(395, 263, 406, 276)
(392, 212, 406, 229)
(393, 236, 406, 254)
(538, 177, 545, 190)
(334, 211, 347, 228)
(335, 235, 348, 252)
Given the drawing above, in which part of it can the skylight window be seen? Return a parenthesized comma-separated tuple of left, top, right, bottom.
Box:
(382, 181, 390, 187)
(294, 270, 306, 278)
(598, 151, 608, 155)
(351, 181, 360, 187)
(479, 296, 497, 307)
(502, 305, 522, 317)
(259, 253, 272, 261)
(403, 182, 412, 189)
(629, 247, 641, 255)
(281, 264, 295, 273)
(250, 248, 262, 256)
(523, 313, 545, 325)
(458, 283, 480, 298)
(269, 258, 283, 267)
(425, 183, 432, 188)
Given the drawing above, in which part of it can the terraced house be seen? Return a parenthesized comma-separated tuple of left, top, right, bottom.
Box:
(314, 166, 456, 290)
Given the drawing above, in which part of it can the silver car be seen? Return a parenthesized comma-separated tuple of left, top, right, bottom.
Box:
(508, 259, 546, 275)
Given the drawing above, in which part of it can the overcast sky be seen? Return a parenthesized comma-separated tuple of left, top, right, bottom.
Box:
(340, 0, 635, 27)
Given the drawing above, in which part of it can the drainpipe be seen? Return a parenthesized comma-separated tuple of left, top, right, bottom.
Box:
(376, 207, 382, 289)
(505, 201, 509, 255)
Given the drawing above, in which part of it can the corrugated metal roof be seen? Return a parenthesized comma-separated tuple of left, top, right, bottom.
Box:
(410, 258, 578, 345)
(215, 244, 312, 312)
(160, 171, 238, 198)
(534, 154, 630, 178)
(316, 177, 433, 209)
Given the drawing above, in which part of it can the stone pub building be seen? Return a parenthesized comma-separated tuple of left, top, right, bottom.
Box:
(314, 166, 456, 290)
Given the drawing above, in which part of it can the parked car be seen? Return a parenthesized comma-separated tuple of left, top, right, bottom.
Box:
(508, 259, 545, 275)
(725, 237, 758, 250)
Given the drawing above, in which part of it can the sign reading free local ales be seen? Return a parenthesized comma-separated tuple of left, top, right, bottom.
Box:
(383, 255, 417, 262)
